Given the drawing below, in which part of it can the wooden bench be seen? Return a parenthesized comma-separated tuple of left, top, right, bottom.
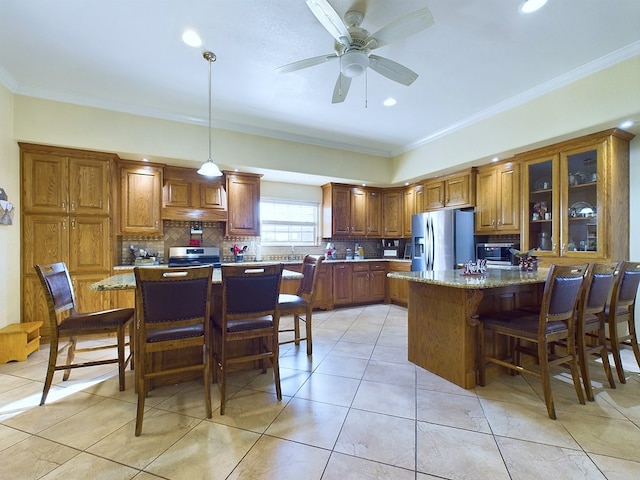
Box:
(0, 321, 43, 363)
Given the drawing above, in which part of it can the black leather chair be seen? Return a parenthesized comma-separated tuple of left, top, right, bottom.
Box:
(211, 263, 283, 414)
(606, 261, 640, 383)
(478, 263, 588, 419)
(34, 262, 134, 406)
(278, 254, 325, 355)
(134, 265, 213, 435)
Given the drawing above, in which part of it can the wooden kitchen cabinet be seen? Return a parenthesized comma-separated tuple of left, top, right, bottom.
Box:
(520, 129, 633, 265)
(423, 169, 476, 212)
(387, 261, 411, 306)
(352, 262, 386, 303)
(333, 263, 353, 305)
(424, 180, 445, 210)
(475, 160, 520, 234)
(22, 144, 112, 215)
(119, 161, 163, 234)
(162, 166, 227, 221)
(20, 144, 116, 340)
(366, 189, 383, 237)
(382, 188, 403, 237)
(322, 183, 381, 237)
(403, 184, 424, 237)
(226, 171, 261, 236)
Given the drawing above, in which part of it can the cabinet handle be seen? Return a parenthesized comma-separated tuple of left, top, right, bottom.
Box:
(497, 219, 502, 226)
(62, 219, 66, 230)
(70, 201, 75, 211)
(71, 219, 76, 229)
(61, 201, 66, 211)
(491, 219, 495, 226)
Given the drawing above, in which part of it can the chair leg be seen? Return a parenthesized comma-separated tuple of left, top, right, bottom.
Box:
(626, 313, 640, 370)
(62, 336, 77, 381)
(220, 339, 227, 415)
(293, 314, 301, 346)
(577, 333, 594, 401)
(203, 346, 212, 419)
(538, 342, 556, 420)
(566, 334, 585, 406)
(117, 326, 126, 392)
(305, 308, 313, 356)
(608, 318, 627, 384)
(135, 355, 146, 436)
(598, 323, 616, 390)
(40, 336, 60, 406)
(128, 322, 135, 371)
(272, 339, 282, 401)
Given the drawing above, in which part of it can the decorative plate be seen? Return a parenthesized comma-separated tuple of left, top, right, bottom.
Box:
(569, 201, 595, 217)
(534, 177, 552, 191)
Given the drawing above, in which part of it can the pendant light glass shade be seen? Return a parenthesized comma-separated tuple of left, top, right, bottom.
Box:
(198, 51, 223, 177)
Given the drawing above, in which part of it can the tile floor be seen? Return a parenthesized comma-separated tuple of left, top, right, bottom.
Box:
(2, 304, 640, 479)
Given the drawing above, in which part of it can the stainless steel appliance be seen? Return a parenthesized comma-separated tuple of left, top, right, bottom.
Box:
(168, 246, 221, 268)
(411, 210, 475, 271)
(475, 242, 516, 266)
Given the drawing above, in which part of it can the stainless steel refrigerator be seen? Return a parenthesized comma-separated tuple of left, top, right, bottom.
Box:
(411, 209, 475, 271)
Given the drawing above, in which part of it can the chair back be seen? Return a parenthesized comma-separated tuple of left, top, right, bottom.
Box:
(582, 262, 619, 315)
(539, 263, 588, 332)
(34, 262, 77, 319)
(135, 266, 213, 341)
(297, 255, 325, 303)
(222, 264, 283, 320)
(612, 261, 640, 309)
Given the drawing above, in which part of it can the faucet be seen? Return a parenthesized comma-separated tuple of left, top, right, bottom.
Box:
(288, 244, 296, 261)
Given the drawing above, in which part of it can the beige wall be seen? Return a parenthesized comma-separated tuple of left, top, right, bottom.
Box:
(0, 83, 20, 327)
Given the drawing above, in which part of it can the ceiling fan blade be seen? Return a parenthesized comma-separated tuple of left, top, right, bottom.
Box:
(306, 0, 352, 46)
(276, 54, 338, 74)
(368, 55, 418, 86)
(368, 7, 434, 49)
(332, 73, 352, 103)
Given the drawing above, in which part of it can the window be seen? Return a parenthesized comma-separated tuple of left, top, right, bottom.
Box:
(260, 199, 319, 246)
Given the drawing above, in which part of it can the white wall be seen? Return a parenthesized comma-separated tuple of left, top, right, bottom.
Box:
(0, 83, 20, 328)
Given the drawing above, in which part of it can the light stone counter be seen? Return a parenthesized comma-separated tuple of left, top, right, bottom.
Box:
(387, 267, 548, 289)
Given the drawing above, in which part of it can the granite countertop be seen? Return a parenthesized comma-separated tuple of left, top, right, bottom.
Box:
(91, 267, 303, 291)
(387, 268, 549, 290)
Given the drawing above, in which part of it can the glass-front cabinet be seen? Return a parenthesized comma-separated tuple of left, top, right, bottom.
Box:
(521, 129, 632, 265)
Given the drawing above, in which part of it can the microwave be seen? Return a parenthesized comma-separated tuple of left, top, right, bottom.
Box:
(476, 242, 516, 265)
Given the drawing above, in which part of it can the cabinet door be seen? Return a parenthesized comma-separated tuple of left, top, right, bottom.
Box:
(352, 269, 369, 303)
(22, 215, 69, 271)
(72, 273, 112, 312)
(68, 216, 111, 273)
(350, 188, 367, 236)
(424, 181, 445, 210)
(333, 263, 353, 304)
(523, 156, 559, 257)
(382, 190, 403, 237)
(226, 173, 260, 236)
(366, 189, 383, 237)
(561, 143, 604, 258)
(120, 165, 162, 234)
(164, 178, 192, 207)
(496, 163, 520, 233)
(369, 270, 386, 301)
(69, 157, 110, 215)
(331, 185, 351, 236)
(445, 175, 470, 207)
(313, 264, 333, 310)
(199, 183, 227, 210)
(403, 188, 416, 237)
(22, 151, 69, 213)
(474, 169, 497, 233)
(22, 274, 52, 339)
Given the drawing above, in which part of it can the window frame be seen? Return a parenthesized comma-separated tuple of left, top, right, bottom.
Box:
(259, 198, 320, 247)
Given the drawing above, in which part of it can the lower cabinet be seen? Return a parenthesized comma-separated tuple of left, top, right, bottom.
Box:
(333, 263, 353, 305)
(352, 262, 386, 303)
(387, 261, 411, 306)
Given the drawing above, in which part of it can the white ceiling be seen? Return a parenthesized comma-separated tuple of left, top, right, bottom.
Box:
(1, 0, 639, 181)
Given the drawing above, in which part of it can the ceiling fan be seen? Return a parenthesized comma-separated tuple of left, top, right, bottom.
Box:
(276, 0, 434, 103)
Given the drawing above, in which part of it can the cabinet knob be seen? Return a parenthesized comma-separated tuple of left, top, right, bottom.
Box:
(61, 201, 66, 211)
(70, 201, 75, 211)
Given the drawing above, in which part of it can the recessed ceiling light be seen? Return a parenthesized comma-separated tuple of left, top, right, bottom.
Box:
(491, 157, 499, 162)
(383, 97, 397, 107)
(404, 182, 409, 186)
(619, 120, 634, 129)
(182, 29, 202, 48)
(142, 157, 149, 162)
(519, 0, 547, 14)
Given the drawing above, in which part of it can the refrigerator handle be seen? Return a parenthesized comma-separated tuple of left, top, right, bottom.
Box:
(426, 216, 434, 270)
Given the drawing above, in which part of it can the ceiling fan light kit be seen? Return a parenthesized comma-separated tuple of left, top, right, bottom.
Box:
(198, 51, 223, 178)
(278, 0, 434, 103)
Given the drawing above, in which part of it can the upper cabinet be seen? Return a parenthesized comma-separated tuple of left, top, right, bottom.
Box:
(475, 160, 520, 234)
(322, 183, 383, 238)
(226, 171, 261, 237)
(382, 189, 403, 237)
(403, 184, 423, 237)
(119, 161, 163, 234)
(422, 169, 476, 212)
(520, 129, 633, 264)
(162, 166, 227, 221)
(22, 145, 112, 216)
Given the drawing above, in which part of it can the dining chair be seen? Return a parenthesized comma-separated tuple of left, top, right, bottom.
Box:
(134, 265, 213, 436)
(478, 263, 588, 419)
(605, 261, 640, 383)
(278, 254, 325, 355)
(34, 262, 134, 406)
(211, 263, 283, 414)
(575, 262, 618, 401)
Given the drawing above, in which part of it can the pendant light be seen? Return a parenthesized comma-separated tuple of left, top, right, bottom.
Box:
(197, 51, 223, 177)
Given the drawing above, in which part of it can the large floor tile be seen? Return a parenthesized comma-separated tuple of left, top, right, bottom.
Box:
(352, 380, 416, 419)
(323, 452, 415, 480)
(294, 371, 361, 407)
(40, 451, 139, 480)
(417, 388, 491, 433)
(0, 435, 79, 479)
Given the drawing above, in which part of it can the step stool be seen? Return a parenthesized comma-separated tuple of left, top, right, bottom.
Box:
(0, 321, 43, 363)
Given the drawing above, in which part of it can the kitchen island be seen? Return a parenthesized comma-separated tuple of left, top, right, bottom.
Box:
(387, 268, 548, 389)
